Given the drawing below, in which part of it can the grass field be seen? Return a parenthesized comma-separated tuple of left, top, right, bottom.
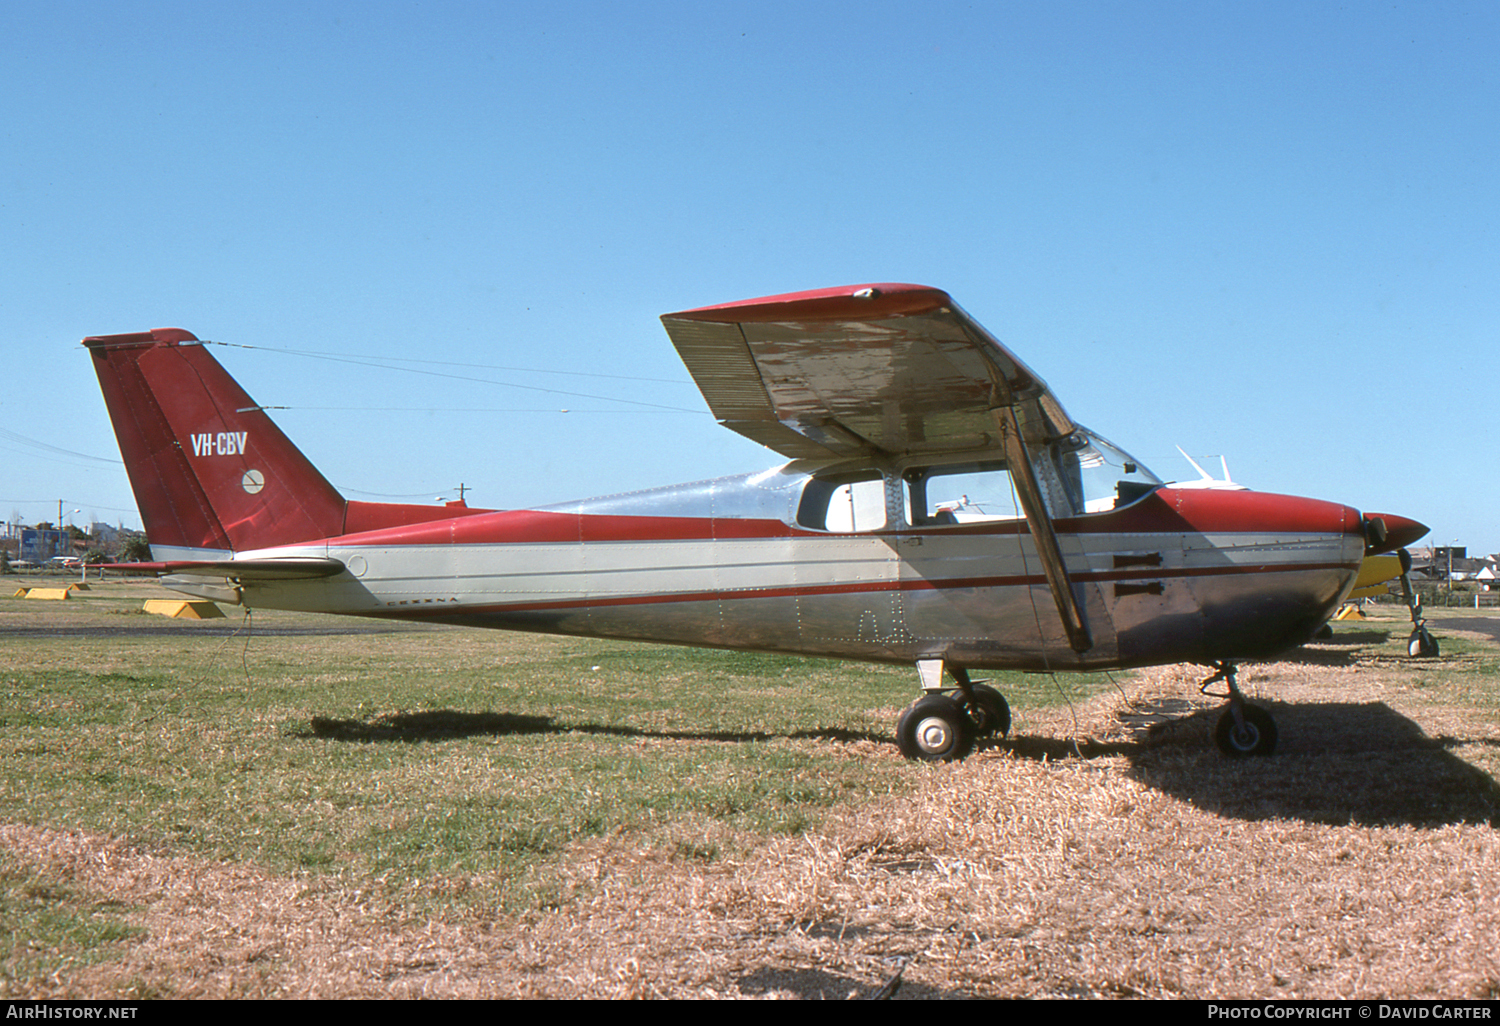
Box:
(3, 580, 1498, 998)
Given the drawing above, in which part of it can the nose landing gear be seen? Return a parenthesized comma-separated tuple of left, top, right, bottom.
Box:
(1200, 662, 1278, 757)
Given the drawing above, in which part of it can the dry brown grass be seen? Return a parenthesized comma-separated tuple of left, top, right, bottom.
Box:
(6, 625, 1500, 999)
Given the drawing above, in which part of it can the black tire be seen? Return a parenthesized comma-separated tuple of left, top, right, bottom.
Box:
(896, 695, 976, 762)
(964, 684, 1011, 738)
(1408, 626, 1438, 658)
(1213, 704, 1278, 757)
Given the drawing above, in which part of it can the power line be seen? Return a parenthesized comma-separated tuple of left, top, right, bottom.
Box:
(0, 427, 120, 465)
(207, 341, 707, 414)
(211, 340, 690, 383)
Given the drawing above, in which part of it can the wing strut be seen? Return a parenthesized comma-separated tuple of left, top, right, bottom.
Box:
(992, 405, 1093, 653)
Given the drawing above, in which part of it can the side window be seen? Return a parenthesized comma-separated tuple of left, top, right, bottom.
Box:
(903, 461, 1023, 525)
(797, 473, 887, 532)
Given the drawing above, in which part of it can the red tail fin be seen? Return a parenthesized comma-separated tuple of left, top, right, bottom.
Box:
(85, 329, 347, 554)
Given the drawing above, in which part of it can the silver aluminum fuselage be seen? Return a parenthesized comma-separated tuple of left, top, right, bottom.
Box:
(185, 461, 1365, 673)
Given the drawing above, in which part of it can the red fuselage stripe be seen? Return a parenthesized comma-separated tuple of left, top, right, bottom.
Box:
(330, 487, 1361, 549)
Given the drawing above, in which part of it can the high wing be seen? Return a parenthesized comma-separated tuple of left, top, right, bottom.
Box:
(660, 283, 1076, 460)
(662, 283, 1094, 653)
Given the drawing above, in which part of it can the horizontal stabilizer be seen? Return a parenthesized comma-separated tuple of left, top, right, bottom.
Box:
(97, 557, 346, 581)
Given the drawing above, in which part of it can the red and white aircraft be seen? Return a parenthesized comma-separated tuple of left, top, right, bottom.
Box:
(85, 283, 1428, 761)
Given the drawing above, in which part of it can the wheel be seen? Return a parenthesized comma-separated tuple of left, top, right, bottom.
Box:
(963, 684, 1011, 738)
(1213, 703, 1278, 757)
(1408, 626, 1438, 658)
(896, 695, 976, 762)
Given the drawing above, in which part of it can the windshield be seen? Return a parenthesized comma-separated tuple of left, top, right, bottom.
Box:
(1052, 429, 1161, 514)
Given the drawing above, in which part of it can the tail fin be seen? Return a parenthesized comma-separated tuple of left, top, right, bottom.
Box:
(85, 329, 347, 556)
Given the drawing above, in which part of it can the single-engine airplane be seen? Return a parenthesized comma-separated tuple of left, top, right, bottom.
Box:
(85, 283, 1429, 761)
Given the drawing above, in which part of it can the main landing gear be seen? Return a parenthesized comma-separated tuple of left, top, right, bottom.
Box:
(1199, 662, 1278, 757)
(896, 664, 1010, 762)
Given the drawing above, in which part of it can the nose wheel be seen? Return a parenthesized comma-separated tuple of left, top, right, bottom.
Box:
(1201, 662, 1278, 757)
(1214, 702, 1278, 757)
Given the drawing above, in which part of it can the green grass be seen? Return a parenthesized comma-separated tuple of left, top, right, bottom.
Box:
(6, 584, 1500, 996)
(0, 582, 1116, 917)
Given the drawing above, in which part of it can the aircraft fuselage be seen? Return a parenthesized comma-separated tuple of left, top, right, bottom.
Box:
(169, 462, 1365, 673)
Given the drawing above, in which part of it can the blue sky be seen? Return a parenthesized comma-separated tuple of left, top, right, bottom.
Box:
(3, 1, 1496, 553)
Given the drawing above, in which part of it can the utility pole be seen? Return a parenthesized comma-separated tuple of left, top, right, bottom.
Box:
(1448, 542, 1455, 604)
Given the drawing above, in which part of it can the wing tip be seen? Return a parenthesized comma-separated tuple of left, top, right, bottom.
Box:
(663, 283, 952, 323)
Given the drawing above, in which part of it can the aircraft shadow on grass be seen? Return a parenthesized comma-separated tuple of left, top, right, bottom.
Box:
(1120, 698, 1500, 828)
(1310, 628, 1394, 647)
(1281, 629, 1394, 666)
(303, 709, 886, 747)
(298, 621, 1499, 828)
(301, 691, 1500, 830)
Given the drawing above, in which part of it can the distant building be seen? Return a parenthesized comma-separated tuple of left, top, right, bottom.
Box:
(1409, 545, 1494, 583)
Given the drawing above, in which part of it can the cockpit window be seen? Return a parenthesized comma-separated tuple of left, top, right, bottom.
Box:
(797, 472, 887, 532)
(797, 429, 1158, 531)
(1051, 429, 1162, 514)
